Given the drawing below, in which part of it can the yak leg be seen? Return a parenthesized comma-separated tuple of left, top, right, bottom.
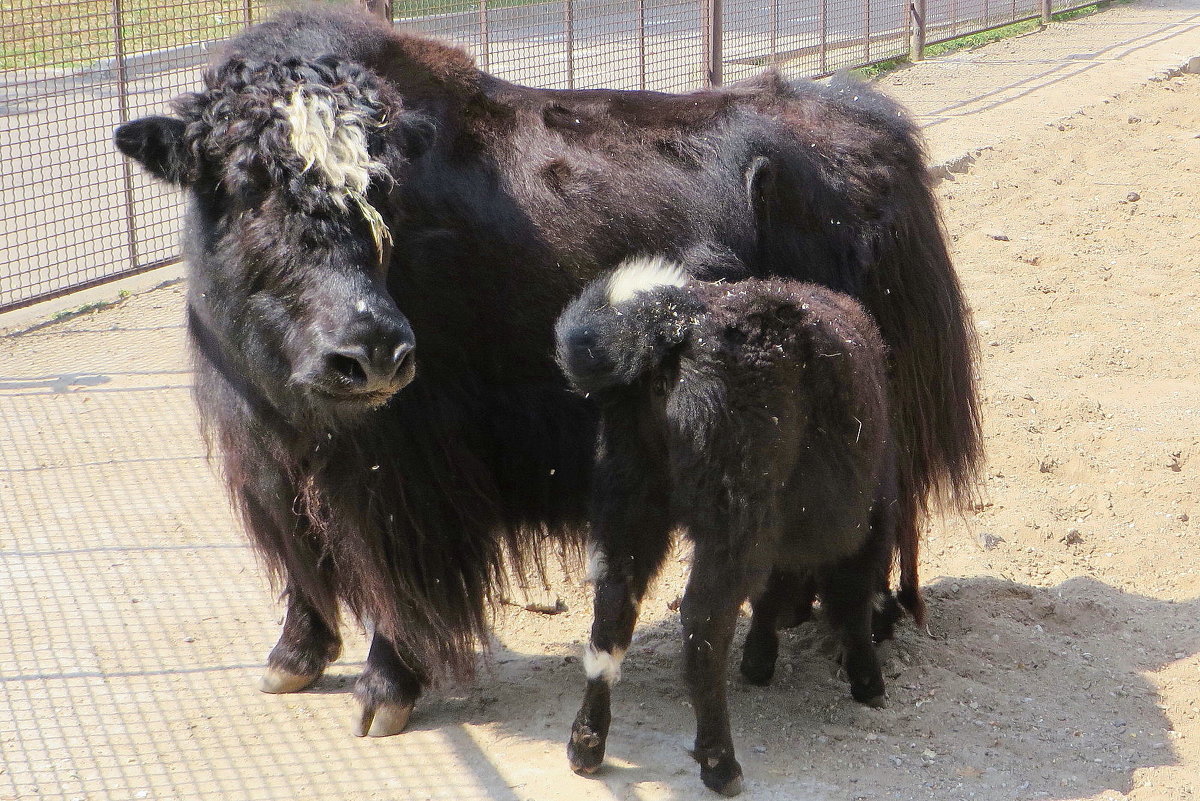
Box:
(260, 582, 342, 693)
(820, 556, 887, 708)
(568, 412, 673, 776)
(683, 542, 756, 797)
(353, 631, 426, 737)
(240, 481, 341, 695)
(739, 570, 809, 686)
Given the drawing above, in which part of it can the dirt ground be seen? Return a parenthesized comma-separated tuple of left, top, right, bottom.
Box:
(2, 66, 1198, 801)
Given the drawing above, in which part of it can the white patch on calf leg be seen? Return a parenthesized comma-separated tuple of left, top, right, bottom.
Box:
(583, 643, 626, 684)
(607, 255, 689, 304)
(586, 542, 608, 584)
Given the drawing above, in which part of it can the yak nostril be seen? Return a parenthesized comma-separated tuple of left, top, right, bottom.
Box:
(325, 349, 371, 386)
(390, 343, 414, 378)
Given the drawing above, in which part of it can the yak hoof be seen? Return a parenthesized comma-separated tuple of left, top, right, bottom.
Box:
(699, 757, 744, 796)
(716, 774, 744, 797)
(862, 694, 888, 709)
(258, 667, 319, 694)
(567, 725, 606, 775)
(354, 701, 414, 737)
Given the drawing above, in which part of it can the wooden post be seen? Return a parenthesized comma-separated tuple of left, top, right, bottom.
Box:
(364, 0, 393, 21)
(565, 0, 575, 89)
(1041, 0, 1053, 23)
(909, 0, 926, 62)
(819, 0, 828, 74)
(478, 0, 490, 71)
(637, 0, 647, 89)
(702, 0, 723, 86)
(111, 0, 139, 273)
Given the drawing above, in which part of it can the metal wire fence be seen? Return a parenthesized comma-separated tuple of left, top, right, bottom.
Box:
(0, 0, 1094, 312)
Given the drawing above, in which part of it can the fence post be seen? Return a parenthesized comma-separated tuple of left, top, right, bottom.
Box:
(478, 0, 490, 72)
(1041, 0, 1053, 22)
(702, 0, 723, 87)
(364, 0, 393, 21)
(565, 0, 575, 88)
(819, 0, 827, 74)
(111, 0, 139, 273)
(909, 0, 926, 62)
(637, 0, 647, 89)
(769, 0, 778, 67)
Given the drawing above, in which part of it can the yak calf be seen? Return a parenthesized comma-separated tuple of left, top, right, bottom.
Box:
(556, 257, 897, 795)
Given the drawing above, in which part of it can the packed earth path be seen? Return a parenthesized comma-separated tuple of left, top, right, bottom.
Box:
(2, 40, 1200, 801)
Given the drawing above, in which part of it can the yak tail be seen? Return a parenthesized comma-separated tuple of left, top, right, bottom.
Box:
(757, 78, 983, 624)
(869, 172, 981, 625)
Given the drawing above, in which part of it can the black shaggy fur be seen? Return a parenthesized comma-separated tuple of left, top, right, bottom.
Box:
(113, 2, 977, 730)
(557, 265, 895, 794)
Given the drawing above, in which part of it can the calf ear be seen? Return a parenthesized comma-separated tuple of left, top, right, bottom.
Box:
(113, 116, 190, 185)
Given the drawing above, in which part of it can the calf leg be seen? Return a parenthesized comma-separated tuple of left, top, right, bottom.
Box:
(683, 545, 755, 796)
(568, 528, 673, 773)
(353, 631, 426, 737)
(260, 583, 342, 693)
(568, 408, 673, 775)
(739, 570, 808, 686)
(819, 558, 886, 707)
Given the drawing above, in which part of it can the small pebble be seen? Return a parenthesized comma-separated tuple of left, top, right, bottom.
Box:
(986, 230, 1011, 241)
(1126, 191, 1141, 203)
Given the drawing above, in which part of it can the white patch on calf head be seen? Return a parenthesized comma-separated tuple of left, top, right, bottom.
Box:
(276, 89, 391, 257)
(583, 643, 626, 683)
(607, 256, 689, 304)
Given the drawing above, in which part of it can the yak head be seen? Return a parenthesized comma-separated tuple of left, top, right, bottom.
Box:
(555, 256, 706, 399)
(114, 56, 434, 426)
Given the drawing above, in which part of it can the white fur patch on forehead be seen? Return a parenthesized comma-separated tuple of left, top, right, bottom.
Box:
(275, 88, 391, 256)
(277, 89, 381, 197)
(607, 255, 690, 304)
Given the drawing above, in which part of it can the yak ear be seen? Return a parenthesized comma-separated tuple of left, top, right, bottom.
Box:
(114, 116, 190, 185)
(397, 110, 436, 160)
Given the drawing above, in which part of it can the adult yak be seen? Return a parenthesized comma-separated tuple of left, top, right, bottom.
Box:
(114, 3, 978, 737)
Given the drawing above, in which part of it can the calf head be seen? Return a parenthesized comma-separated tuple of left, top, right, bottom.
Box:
(555, 256, 704, 398)
(115, 56, 434, 426)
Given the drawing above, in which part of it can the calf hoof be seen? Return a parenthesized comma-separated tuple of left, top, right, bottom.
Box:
(354, 701, 414, 737)
(567, 723, 606, 774)
(850, 679, 887, 708)
(699, 756, 744, 796)
(738, 649, 777, 686)
(258, 666, 320, 694)
(871, 592, 905, 643)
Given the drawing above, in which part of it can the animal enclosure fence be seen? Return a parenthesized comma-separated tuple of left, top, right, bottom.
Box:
(1, 0, 1093, 313)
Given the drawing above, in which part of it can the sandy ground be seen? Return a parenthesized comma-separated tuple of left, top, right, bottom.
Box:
(2, 58, 1198, 801)
(436, 73, 1200, 801)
